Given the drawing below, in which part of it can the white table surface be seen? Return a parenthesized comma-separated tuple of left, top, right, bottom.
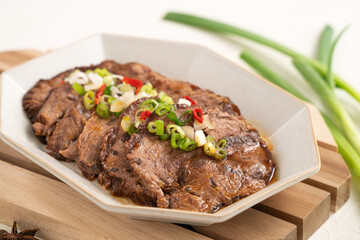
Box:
(1, 0, 360, 239)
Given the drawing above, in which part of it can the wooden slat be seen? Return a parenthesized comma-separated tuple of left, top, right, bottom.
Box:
(306, 103, 338, 152)
(303, 147, 351, 212)
(0, 160, 209, 240)
(254, 182, 330, 240)
(194, 208, 297, 240)
(0, 50, 43, 72)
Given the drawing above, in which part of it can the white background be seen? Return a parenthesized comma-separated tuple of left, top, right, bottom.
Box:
(1, 0, 360, 239)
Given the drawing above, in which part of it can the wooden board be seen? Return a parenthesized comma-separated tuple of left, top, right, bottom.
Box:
(0, 50, 352, 240)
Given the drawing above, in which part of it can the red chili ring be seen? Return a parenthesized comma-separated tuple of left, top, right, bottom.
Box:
(193, 108, 204, 123)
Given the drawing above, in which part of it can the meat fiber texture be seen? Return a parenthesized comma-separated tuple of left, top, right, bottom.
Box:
(23, 60, 276, 213)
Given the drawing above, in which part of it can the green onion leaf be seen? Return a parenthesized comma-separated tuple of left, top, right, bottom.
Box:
(317, 25, 334, 65)
(114, 111, 122, 118)
(96, 103, 109, 118)
(240, 51, 308, 101)
(325, 26, 349, 88)
(179, 110, 193, 125)
(84, 91, 95, 109)
(72, 82, 86, 96)
(164, 12, 360, 103)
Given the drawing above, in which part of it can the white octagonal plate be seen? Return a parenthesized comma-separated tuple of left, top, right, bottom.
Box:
(0, 34, 320, 226)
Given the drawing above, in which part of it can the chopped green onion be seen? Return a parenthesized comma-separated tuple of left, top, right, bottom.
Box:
(204, 142, 216, 156)
(104, 85, 114, 95)
(139, 83, 153, 93)
(166, 111, 182, 125)
(160, 134, 170, 141)
(100, 95, 112, 106)
(216, 139, 227, 149)
(167, 110, 193, 126)
(166, 124, 185, 138)
(94, 68, 111, 78)
(96, 103, 109, 118)
(140, 99, 159, 112)
(128, 123, 140, 135)
(155, 120, 164, 135)
(180, 137, 198, 151)
(180, 110, 193, 125)
(84, 91, 95, 109)
(214, 148, 226, 160)
(147, 122, 157, 133)
(171, 133, 183, 148)
(72, 82, 86, 96)
(155, 103, 174, 116)
(114, 111, 122, 118)
(147, 120, 164, 135)
(159, 91, 174, 104)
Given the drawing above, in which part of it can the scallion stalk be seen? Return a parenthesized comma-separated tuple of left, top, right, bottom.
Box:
(292, 57, 360, 156)
(241, 50, 360, 178)
(163, 12, 360, 103)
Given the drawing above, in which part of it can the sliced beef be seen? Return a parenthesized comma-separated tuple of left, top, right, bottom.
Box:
(32, 83, 79, 140)
(46, 97, 92, 160)
(23, 60, 275, 213)
(77, 113, 118, 180)
(101, 104, 274, 212)
(23, 70, 69, 123)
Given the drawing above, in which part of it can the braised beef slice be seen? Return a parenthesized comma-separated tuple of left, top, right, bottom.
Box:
(32, 83, 79, 139)
(22, 70, 69, 123)
(77, 113, 118, 180)
(46, 97, 92, 161)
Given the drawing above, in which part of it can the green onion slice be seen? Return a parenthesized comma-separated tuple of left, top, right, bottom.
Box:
(96, 103, 109, 118)
(171, 133, 183, 148)
(155, 103, 174, 116)
(160, 134, 170, 141)
(84, 91, 95, 109)
(214, 148, 227, 160)
(100, 95, 113, 106)
(179, 137, 198, 151)
(179, 110, 193, 125)
(140, 99, 159, 112)
(104, 85, 114, 95)
(166, 124, 185, 138)
(72, 82, 86, 96)
(204, 142, 216, 156)
(216, 139, 227, 149)
(147, 122, 157, 133)
(128, 123, 140, 135)
(94, 68, 111, 77)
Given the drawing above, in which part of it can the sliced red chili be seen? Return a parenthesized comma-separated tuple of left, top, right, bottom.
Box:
(193, 108, 204, 123)
(60, 80, 65, 85)
(140, 110, 152, 120)
(184, 96, 198, 106)
(122, 77, 143, 94)
(95, 84, 106, 104)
